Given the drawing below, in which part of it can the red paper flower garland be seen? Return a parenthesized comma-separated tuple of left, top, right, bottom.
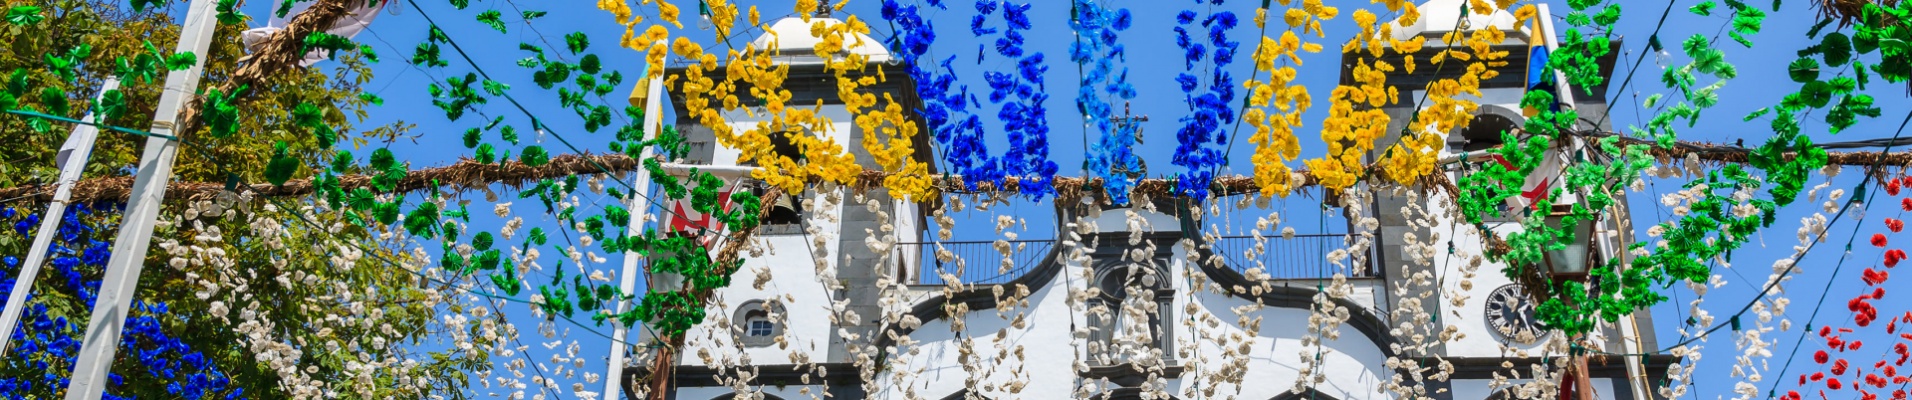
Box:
(1792, 176, 1912, 400)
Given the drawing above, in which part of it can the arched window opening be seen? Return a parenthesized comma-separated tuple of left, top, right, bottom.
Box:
(1086, 258, 1175, 366)
(748, 129, 809, 230)
(1456, 112, 1522, 152)
(732, 300, 784, 347)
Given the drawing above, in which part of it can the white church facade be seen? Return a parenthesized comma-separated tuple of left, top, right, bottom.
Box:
(621, 2, 1674, 399)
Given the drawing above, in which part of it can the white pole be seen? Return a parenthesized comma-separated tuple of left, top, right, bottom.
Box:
(603, 76, 665, 400)
(0, 78, 121, 357)
(63, 0, 218, 397)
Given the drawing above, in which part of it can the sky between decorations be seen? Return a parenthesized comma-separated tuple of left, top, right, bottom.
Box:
(4, 0, 1909, 398)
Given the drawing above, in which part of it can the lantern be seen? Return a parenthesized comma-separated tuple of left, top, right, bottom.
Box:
(1542, 205, 1598, 280)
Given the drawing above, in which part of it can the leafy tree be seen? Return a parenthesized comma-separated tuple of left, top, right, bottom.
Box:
(0, 0, 488, 397)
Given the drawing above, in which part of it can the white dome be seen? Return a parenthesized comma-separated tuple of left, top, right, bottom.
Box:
(1391, 0, 1520, 41)
(749, 17, 892, 64)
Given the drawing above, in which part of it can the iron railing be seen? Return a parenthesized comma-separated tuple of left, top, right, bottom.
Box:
(893, 240, 1055, 286)
(1204, 234, 1375, 279)
(891, 235, 1369, 285)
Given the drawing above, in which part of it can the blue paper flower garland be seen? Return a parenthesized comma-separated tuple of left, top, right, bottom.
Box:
(884, 0, 1000, 192)
(977, 0, 1060, 198)
(885, 0, 1060, 199)
(1070, 0, 1140, 205)
(1170, 0, 1240, 201)
(1, 204, 240, 399)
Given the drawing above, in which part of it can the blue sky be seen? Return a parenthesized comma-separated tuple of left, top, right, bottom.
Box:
(222, 0, 1910, 398)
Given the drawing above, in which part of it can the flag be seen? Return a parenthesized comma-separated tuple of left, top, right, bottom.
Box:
(1491, 11, 1569, 212)
(663, 178, 745, 247)
(241, 0, 392, 67)
(1488, 142, 1566, 212)
(1521, 13, 1560, 117)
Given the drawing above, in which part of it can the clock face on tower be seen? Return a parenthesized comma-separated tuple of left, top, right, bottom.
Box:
(1484, 284, 1550, 344)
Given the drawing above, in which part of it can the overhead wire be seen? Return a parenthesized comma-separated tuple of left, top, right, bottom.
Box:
(1586, 0, 1678, 131)
(1763, 111, 1912, 399)
(1588, 110, 1912, 360)
(397, 0, 720, 235)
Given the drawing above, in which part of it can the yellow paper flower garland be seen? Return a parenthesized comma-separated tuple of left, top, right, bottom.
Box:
(1245, 0, 1337, 198)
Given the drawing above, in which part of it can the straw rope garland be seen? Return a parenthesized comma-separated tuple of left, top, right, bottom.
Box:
(10, 135, 1912, 206)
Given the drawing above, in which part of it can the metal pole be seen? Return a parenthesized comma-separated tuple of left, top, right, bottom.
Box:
(0, 78, 121, 357)
(604, 76, 665, 400)
(63, 0, 218, 397)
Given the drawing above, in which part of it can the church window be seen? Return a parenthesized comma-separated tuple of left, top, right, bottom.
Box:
(732, 300, 783, 347)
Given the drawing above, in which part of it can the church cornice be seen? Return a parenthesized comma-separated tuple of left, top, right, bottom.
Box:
(870, 229, 1067, 349)
(1186, 231, 1401, 359)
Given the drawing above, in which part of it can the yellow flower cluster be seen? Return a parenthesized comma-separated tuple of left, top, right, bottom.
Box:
(1307, 7, 1401, 193)
(1307, 1, 1517, 192)
(595, 1, 933, 198)
(812, 15, 934, 199)
(599, 0, 675, 83)
(1376, 3, 1520, 186)
(1245, 0, 1337, 198)
(703, 0, 741, 42)
(699, 29, 861, 194)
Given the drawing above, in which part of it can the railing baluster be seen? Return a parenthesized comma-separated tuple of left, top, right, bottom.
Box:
(892, 234, 1359, 287)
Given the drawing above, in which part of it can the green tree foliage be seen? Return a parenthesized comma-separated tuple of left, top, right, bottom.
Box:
(0, 1, 490, 397)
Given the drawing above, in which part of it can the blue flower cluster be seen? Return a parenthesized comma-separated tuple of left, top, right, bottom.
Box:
(1170, 0, 1240, 201)
(0, 204, 242, 399)
(884, 0, 1001, 191)
(884, 0, 1059, 198)
(1070, 0, 1140, 205)
(978, 1, 1060, 199)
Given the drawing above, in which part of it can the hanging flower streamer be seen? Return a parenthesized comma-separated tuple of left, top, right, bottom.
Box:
(884, 0, 1002, 194)
(1070, 0, 1140, 204)
(814, 12, 936, 198)
(618, 1, 873, 195)
(1793, 194, 1910, 400)
(1170, 0, 1239, 201)
(976, 0, 1060, 199)
(1243, 0, 1336, 198)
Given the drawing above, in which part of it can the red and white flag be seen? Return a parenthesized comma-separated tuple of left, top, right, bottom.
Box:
(1488, 140, 1568, 212)
(241, 0, 392, 66)
(662, 179, 745, 247)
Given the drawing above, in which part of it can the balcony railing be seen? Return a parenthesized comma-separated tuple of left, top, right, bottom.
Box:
(890, 235, 1369, 286)
(893, 240, 1055, 286)
(1205, 234, 1375, 279)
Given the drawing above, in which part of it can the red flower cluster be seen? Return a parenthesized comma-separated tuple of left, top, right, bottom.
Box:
(1854, 297, 1882, 327)
(1876, 233, 1891, 248)
(1887, 249, 1907, 267)
(1890, 218, 1906, 233)
(1901, 197, 1912, 211)
(1894, 179, 1905, 196)
(1865, 268, 1892, 286)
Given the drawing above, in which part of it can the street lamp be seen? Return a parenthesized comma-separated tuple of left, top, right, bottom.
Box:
(1542, 204, 1598, 280)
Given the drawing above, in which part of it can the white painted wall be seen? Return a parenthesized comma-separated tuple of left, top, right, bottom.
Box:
(1450, 377, 1621, 400)
(672, 105, 857, 368)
